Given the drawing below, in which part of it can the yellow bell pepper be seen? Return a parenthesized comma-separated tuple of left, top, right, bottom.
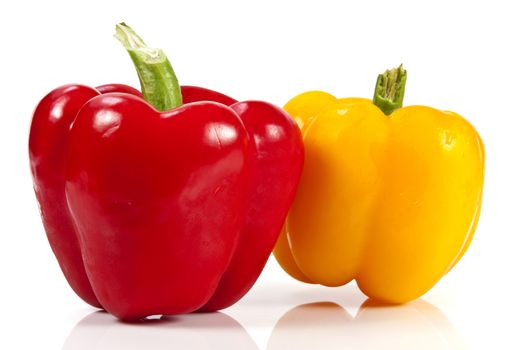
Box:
(274, 66, 484, 303)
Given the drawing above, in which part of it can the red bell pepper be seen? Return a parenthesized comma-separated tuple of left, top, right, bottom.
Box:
(29, 23, 303, 320)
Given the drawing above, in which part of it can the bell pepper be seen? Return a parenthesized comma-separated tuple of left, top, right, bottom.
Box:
(29, 23, 303, 320)
(274, 65, 484, 303)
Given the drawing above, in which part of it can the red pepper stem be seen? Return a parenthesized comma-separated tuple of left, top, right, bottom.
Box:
(114, 23, 182, 111)
(372, 65, 407, 115)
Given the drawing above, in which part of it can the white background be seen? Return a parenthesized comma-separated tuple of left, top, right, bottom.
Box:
(1, 0, 524, 349)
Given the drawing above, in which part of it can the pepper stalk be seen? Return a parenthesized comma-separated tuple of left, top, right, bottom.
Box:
(373, 64, 407, 115)
(114, 23, 182, 111)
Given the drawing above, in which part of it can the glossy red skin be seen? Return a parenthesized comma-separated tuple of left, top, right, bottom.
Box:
(29, 84, 303, 320)
(200, 101, 304, 311)
(181, 85, 238, 106)
(30, 85, 102, 308)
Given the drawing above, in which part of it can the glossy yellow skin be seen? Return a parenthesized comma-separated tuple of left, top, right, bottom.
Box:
(274, 91, 484, 303)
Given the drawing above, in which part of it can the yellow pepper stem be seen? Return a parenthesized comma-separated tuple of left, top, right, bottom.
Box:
(373, 64, 407, 115)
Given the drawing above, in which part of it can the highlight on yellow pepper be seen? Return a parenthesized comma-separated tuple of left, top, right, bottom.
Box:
(274, 65, 484, 303)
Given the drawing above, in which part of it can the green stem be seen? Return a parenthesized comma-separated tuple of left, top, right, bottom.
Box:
(372, 64, 407, 115)
(114, 23, 182, 111)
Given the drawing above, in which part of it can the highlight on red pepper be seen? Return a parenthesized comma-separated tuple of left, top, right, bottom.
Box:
(29, 23, 304, 320)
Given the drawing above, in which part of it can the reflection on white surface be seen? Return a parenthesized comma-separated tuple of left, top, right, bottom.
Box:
(63, 298, 464, 350)
(62, 311, 258, 350)
(267, 300, 465, 350)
